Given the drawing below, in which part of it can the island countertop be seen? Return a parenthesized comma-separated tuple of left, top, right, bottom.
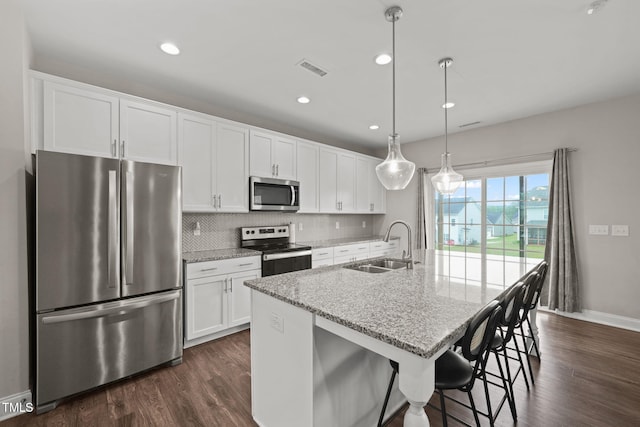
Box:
(244, 249, 508, 359)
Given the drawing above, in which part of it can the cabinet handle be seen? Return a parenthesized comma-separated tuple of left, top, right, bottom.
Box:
(272, 164, 275, 176)
(200, 267, 218, 272)
(358, 247, 367, 250)
(229, 279, 233, 292)
(223, 278, 228, 293)
(318, 252, 329, 256)
(238, 263, 253, 267)
(112, 139, 117, 157)
(218, 194, 222, 209)
(121, 140, 125, 157)
(339, 249, 349, 253)
(276, 164, 279, 176)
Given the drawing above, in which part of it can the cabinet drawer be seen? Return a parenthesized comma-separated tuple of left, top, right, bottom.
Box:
(312, 247, 334, 261)
(333, 243, 369, 257)
(186, 256, 261, 279)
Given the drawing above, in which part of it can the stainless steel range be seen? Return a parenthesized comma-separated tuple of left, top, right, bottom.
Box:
(241, 226, 312, 276)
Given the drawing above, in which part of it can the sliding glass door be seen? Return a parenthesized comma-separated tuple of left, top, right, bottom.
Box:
(434, 164, 550, 290)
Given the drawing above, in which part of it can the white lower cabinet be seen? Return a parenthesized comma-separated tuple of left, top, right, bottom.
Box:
(185, 256, 260, 345)
(332, 243, 370, 264)
(311, 247, 334, 268)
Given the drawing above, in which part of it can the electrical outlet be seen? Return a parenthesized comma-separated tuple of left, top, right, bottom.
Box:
(589, 225, 609, 235)
(336, 221, 340, 229)
(362, 221, 366, 228)
(611, 225, 629, 237)
(270, 312, 284, 333)
(299, 222, 303, 231)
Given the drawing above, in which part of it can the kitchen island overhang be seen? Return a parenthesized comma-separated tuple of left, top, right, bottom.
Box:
(245, 250, 517, 427)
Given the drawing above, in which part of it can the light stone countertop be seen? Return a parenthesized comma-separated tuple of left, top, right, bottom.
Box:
(183, 248, 261, 263)
(244, 249, 509, 359)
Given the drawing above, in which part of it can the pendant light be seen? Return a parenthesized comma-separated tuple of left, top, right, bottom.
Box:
(431, 58, 463, 194)
(375, 6, 415, 190)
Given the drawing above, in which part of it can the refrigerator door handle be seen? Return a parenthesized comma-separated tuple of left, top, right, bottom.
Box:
(122, 170, 134, 286)
(107, 170, 119, 289)
(40, 291, 181, 324)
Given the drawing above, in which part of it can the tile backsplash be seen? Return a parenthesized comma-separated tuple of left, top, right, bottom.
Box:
(182, 212, 380, 252)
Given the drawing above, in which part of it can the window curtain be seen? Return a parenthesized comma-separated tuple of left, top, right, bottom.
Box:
(416, 168, 434, 250)
(541, 148, 580, 312)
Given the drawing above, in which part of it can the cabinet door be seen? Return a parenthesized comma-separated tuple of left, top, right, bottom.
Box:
(272, 136, 296, 180)
(249, 130, 274, 178)
(355, 156, 370, 213)
(369, 158, 386, 213)
(120, 99, 178, 165)
(43, 81, 119, 158)
(318, 148, 338, 213)
(228, 270, 260, 327)
(216, 122, 249, 212)
(178, 113, 215, 211)
(296, 141, 319, 213)
(186, 276, 227, 340)
(337, 152, 356, 213)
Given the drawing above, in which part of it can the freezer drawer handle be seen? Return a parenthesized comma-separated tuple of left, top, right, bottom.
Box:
(41, 291, 181, 324)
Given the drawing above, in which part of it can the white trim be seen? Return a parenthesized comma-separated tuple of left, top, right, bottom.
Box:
(539, 306, 640, 332)
(0, 390, 33, 421)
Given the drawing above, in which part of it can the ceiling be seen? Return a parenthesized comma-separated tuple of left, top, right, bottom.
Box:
(19, 0, 640, 150)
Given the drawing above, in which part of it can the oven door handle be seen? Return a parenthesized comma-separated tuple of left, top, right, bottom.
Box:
(263, 250, 312, 261)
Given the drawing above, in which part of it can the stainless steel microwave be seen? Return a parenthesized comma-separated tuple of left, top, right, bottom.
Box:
(249, 176, 300, 212)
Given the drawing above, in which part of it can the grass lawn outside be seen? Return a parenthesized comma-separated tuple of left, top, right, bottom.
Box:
(438, 232, 545, 259)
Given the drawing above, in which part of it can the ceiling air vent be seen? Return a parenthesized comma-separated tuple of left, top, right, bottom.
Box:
(459, 121, 481, 128)
(297, 59, 328, 77)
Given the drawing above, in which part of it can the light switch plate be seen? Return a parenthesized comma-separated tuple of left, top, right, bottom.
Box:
(589, 225, 609, 235)
(336, 221, 340, 229)
(611, 225, 629, 237)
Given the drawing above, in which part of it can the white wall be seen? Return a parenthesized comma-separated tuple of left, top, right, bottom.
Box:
(377, 93, 640, 320)
(0, 0, 30, 403)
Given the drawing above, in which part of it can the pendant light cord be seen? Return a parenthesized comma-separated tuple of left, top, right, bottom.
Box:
(444, 60, 448, 153)
(392, 17, 396, 138)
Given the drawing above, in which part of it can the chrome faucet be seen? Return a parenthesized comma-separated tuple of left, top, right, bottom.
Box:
(383, 220, 413, 269)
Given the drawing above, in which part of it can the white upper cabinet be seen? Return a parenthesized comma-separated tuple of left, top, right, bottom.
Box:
(178, 113, 249, 212)
(216, 122, 249, 212)
(119, 99, 177, 165)
(319, 147, 356, 213)
(43, 80, 119, 158)
(41, 77, 178, 165)
(319, 148, 339, 213)
(296, 141, 319, 213)
(178, 113, 216, 211)
(369, 157, 386, 213)
(249, 130, 296, 180)
(356, 155, 386, 213)
(337, 152, 356, 213)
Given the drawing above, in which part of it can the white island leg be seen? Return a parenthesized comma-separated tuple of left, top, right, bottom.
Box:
(398, 353, 439, 427)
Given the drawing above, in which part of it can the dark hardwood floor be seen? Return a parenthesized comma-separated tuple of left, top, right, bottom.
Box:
(4, 312, 640, 427)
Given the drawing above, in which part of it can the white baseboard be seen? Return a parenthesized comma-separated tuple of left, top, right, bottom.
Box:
(541, 306, 640, 332)
(0, 390, 33, 422)
(183, 323, 250, 349)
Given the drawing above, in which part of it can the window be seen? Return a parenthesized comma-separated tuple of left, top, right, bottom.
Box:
(432, 161, 551, 290)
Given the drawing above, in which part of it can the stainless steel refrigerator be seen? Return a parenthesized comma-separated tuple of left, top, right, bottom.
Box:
(34, 150, 183, 413)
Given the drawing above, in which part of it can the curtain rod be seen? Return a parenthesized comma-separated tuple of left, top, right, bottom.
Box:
(423, 147, 578, 172)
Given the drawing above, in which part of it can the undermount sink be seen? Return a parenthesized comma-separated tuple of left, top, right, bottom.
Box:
(344, 258, 411, 274)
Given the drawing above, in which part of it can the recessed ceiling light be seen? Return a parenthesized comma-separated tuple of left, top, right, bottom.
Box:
(160, 42, 180, 55)
(442, 102, 455, 109)
(297, 96, 310, 104)
(374, 53, 392, 65)
(369, 125, 380, 130)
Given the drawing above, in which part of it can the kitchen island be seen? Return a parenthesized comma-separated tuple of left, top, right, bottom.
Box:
(244, 250, 522, 427)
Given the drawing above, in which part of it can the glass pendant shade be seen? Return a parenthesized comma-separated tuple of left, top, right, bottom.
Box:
(431, 152, 463, 194)
(376, 134, 416, 190)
